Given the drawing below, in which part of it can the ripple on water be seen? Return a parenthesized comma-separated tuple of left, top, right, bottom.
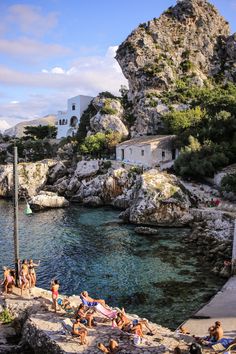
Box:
(0, 200, 225, 329)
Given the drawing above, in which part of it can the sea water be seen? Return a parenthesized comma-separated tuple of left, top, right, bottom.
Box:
(0, 199, 225, 329)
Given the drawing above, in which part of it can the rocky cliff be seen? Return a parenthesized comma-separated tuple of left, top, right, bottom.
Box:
(116, 0, 236, 136)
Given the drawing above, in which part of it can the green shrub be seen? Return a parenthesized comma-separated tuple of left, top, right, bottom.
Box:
(100, 99, 118, 115)
(221, 174, 236, 194)
(0, 309, 14, 324)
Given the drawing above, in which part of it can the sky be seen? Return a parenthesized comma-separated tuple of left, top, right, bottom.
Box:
(0, 0, 236, 131)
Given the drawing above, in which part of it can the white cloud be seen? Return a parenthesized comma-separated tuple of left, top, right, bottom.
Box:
(5, 4, 58, 37)
(0, 38, 72, 62)
(0, 46, 127, 92)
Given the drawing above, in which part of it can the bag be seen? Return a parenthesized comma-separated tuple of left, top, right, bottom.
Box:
(189, 343, 202, 354)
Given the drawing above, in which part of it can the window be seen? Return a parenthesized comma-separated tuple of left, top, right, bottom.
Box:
(121, 149, 124, 160)
(141, 150, 144, 156)
(59, 119, 62, 125)
(72, 104, 75, 110)
(129, 148, 132, 155)
(162, 151, 165, 159)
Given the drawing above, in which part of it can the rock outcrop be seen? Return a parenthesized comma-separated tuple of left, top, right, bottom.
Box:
(124, 169, 193, 226)
(90, 97, 129, 137)
(29, 191, 69, 211)
(116, 0, 234, 136)
(0, 161, 55, 198)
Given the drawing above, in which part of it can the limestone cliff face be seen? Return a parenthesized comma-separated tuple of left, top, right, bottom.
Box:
(116, 0, 233, 136)
(0, 161, 55, 198)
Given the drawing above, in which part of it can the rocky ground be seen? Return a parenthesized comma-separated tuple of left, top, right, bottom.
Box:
(0, 287, 191, 354)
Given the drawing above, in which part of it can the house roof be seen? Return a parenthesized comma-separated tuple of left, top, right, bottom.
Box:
(117, 135, 176, 149)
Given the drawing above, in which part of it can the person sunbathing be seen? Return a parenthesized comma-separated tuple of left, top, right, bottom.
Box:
(115, 311, 131, 330)
(71, 316, 88, 345)
(76, 304, 95, 328)
(115, 310, 153, 336)
(97, 339, 119, 353)
(81, 291, 106, 307)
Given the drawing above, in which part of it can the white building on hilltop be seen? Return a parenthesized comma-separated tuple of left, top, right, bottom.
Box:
(116, 135, 178, 170)
(57, 95, 94, 139)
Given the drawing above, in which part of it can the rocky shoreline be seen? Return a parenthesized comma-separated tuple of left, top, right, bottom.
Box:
(0, 287, 189, 354)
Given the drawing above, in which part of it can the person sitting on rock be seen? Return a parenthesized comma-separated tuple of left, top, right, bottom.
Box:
(76, 303, 95, 328)
(213, 321, 224, 341)
(97, 339, 119, 353)
(71, 316, 88, 345)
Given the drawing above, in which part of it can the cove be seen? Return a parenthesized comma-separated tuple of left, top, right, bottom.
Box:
(0, 200, 225, 329)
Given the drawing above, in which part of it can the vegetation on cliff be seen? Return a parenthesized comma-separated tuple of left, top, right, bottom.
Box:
(162, 81, 236, 177)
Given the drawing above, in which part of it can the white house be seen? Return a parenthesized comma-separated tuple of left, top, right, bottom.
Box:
(56, 95, 94, 139)
(116, 135, 178, 169)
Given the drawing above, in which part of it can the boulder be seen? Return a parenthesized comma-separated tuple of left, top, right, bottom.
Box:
(48, 161, 68, 184)
(83, 196, 103, 207)
(74, 160, 100, 179)
(29, 191, 69, 211)
(125, 169, 193, 226)
(90, 113, 128, 137)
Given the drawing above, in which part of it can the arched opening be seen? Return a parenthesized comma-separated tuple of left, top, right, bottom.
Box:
(70, 116, 78, 127)
(62, 119, 66, 125)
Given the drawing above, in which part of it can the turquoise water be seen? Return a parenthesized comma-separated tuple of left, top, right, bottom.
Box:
(0, 199, 224, 329)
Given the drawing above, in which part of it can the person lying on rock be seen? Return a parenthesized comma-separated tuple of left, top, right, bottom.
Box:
(97, 339, 119, 353)
(81, 290, 106, 307)
(75, 303, 96, 328)
(71, 316, 88, 345)
(115, 309, 154, 336)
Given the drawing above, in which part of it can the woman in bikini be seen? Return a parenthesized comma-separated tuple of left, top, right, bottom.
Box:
(72, 316, 87, 345)
(51, 279, 59, 312)
(76, 304, 95, 328)
(20, 259, 30, 296)
(28, 259, 40, 288)
(1, 267, 15, 294)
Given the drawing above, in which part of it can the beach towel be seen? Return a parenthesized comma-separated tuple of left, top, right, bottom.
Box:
(212, 338, 234, 351)
(95, 303, 117, 319)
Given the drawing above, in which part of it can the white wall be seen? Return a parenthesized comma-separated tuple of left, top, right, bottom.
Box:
(56, 95, 93, 139)
(116, 143, 178, 168)
(116, 145, 152, 167)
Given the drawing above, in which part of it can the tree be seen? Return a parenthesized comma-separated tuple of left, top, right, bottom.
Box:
(24, 125, 57, 139)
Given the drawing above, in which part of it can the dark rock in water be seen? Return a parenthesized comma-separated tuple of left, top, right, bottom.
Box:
(135, 226, 159, 235)
(124, 292, 149, 305)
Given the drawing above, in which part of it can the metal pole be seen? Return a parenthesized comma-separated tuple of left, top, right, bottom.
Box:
(13, 146, 19, 283)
